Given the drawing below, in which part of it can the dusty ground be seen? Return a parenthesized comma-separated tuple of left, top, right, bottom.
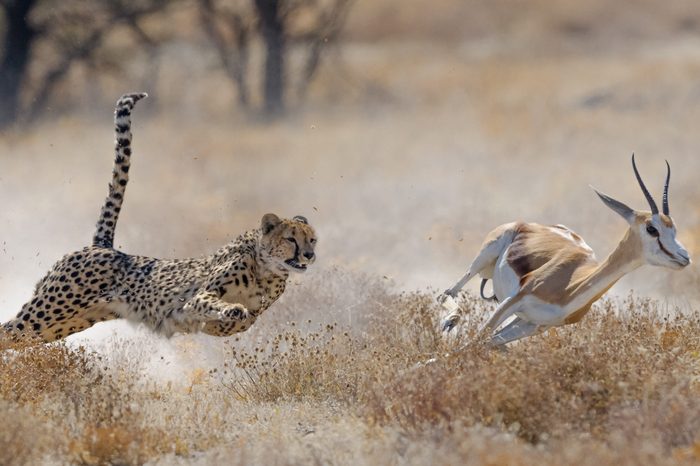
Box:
(2, 0, 700, 464)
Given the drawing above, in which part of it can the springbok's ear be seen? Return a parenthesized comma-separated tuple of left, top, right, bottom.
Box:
(591, 186, 635, 223)
(261, 213, 281, 235)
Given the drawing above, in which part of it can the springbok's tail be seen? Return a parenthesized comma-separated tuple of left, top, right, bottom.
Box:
(92, 93, 148, 248)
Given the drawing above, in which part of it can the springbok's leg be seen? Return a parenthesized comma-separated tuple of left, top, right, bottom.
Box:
(444, 269, 477, 298)
(440, 265, 494, 331)
(441, 225, 516, 301)
(479, 296, 522, 336)
(444, 292, 522, 335)
(489, 316, 543, 347)
(438, 267, 478, 330)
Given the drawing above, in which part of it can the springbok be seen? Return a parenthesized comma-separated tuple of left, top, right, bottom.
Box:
(439, 155, 690, 347)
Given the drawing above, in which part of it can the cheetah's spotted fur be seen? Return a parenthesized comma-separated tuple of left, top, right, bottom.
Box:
(2, 93, 317, 342)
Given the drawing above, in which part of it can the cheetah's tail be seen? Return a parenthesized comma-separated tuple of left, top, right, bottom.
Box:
(92, 92, 148, 249)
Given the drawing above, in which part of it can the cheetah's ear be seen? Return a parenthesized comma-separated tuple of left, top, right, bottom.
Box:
(261, 213, 281, 235)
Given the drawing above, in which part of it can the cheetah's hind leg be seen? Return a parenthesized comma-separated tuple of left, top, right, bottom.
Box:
(37, 304, 119, 342)
(3, 303, 118, 343)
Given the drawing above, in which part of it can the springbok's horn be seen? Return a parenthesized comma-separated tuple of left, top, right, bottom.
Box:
(662, 160, 670, 215)
(631, 154, 658, 215)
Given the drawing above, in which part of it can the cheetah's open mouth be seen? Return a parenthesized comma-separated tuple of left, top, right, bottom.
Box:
(285, 259, 308, 271)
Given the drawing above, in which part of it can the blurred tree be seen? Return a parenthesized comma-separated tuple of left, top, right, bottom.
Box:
(198, 0, 354, 117)
(0, 0, 352, 128)
(254, 0, 286, 115)
(199, 0, 253, 108)
(0, 0, 39, 128)
(0, 0, 171, 130)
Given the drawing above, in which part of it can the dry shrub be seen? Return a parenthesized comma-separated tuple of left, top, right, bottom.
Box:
(220, 291, 483, 405)
(2, 277, 700, 465)
(219, 270, 407, 403)
(364, 294, 700, 448)
(0, 338, 182, 465)
(394, 421, 700, 466)
(0, 339, 100, 405)
(67, 421, 178, 466)
(0, 400, 57, 466)
(223, 322, 370, 402)
(219, 288, 700, 457)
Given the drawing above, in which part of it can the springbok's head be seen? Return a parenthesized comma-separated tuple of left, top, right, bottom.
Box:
(593, 154, 691, 270)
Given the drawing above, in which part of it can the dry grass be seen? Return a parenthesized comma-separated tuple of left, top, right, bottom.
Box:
(1, 281, 700, 465)
(0, 339, 187, 464)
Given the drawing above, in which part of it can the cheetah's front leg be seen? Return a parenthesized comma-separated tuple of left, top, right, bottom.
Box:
(183, 291, 258, 335)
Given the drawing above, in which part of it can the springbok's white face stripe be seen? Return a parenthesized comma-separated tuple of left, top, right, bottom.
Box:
(640, 214, 690, 269)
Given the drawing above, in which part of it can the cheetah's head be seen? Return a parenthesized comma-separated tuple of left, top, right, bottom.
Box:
(259, 213, 317, 273)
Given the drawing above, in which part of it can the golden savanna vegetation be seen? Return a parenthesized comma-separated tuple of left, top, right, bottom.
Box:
(2, 0, 700, 464)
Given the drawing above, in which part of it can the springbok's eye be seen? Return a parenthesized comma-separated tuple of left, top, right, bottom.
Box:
(646, 224, 659, 237)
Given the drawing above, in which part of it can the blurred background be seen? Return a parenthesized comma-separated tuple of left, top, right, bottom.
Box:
(1, 0, 700, 347)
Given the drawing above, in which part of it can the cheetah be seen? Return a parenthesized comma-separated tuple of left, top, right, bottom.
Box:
(2, 93, 317, 342)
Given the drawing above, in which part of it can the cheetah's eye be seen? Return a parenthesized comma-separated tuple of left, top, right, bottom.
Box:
(310, 238, 317, 244)
(285, 237, 297, 244)
(646, 224, 659, 237)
